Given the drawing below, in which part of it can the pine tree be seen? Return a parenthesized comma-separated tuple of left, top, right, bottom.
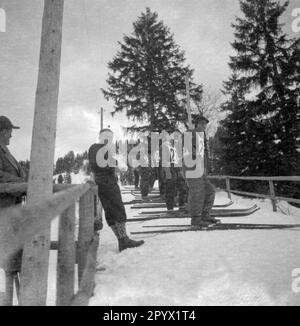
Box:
(102, 7, 202, 132)
(54, 157, 64, 174)
(216, 0, 300, 180)
(63, 151, 75, 173)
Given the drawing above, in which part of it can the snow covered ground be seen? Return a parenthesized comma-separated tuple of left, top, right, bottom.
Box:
(1, 172, 299, 306)
(90, 188, 300, 306)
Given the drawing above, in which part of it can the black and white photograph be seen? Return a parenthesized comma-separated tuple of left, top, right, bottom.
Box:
(0, 0, 299, 309)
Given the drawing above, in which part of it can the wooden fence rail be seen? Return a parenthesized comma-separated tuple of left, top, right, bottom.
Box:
(0, 183, 100, 306)
(208, 175, 300, 211)
(0, 183, 74, 194)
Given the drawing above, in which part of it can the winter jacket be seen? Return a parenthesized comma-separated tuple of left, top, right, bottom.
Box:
(0, 144, 25, 208)
(88, 143, 116, 183)
(182, 130, 210, 178)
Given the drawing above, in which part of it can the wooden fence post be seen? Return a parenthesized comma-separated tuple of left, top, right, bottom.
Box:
(19, 0, 64, 306)
(78, 191, 95, 283)
(71, 234, 99, 306)
(3, 272, 14, 306)
(0, 269, 4, 306)
(226, 177, 232, 200)
(269, 180, 277, 212)
(56, 204, 76, 306)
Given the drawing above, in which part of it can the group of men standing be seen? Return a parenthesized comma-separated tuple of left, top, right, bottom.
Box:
(87, 114, 217, 253)
(132, 115, 217, 226)
(0, 113, 217, 258)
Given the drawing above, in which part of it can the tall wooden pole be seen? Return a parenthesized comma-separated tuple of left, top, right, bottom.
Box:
(185, 74, 193, 129)
(100, 107, 104, 131)
(97, 107, 104, 131)
(19, 0, 64, 306)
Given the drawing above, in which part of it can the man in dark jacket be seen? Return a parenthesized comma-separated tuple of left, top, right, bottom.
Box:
(185, 116, 217, 226)
(162, 130, 188, 211)
(0, 116, 26, 272)
(57, 174, 64, 184)
(0, 116, 26, 208)
(88, 129, 144, 252)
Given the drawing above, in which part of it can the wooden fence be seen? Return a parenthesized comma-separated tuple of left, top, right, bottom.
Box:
(0, 182, 100, 306)
(208, 175, 300, 211)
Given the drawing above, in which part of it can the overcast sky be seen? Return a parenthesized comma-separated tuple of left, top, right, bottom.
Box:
(0, 0, 298, 161)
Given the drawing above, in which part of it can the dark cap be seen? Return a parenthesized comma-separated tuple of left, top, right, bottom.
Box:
(193, 115, 209, 125)
(0, 116, 20, 131)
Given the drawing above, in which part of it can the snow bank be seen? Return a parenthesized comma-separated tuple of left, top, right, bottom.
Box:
(1, 182, 299, 306)
(90, 190, 300, 306)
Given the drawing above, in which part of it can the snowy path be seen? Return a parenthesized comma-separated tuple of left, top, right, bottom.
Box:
(90, 188, 300, 306)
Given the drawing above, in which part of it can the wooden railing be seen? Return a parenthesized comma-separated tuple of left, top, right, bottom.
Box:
(0, 183, 100, 306)
(208, 175, 300, 211)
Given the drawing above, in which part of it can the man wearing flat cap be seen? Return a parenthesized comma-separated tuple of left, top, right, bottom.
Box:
(185, 115, 217, 227)
(0, 116, 26, 208)
(0, 116, 26, 273)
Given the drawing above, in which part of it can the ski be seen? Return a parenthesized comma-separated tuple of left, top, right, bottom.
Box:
(124, 197, 163, 205)
(138, 201, 234, 213)
(127, 205, 260, 222)
(138, 205, 258, 218)
(131, 202, 172, 209)
(130, 190, 160, 196)
(133, 194, 162, 199)
(131, 200, 234, 209)
(131, 223, 300, 234)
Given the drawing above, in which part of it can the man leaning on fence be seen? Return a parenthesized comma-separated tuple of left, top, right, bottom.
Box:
(0, 116, 26, 206)
(0, 116, 26, 272)
(88, 129, 144, 252)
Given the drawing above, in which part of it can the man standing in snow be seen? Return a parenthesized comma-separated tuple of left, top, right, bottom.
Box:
(132, 158, 140, 190)
(139, 136, 155, 201)
(88, 129, 144, 252)
(162, 130, 188, 212)
(57, 174, 63, 184)
(185, 116, 217, 226)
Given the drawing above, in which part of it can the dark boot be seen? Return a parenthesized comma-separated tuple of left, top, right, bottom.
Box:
(202, 216, 220, 224)
(111, 222, 144, 252)
(165, 209, 175, 218)
(191, 216, 210, 227)
(202, 212, 220, 224)
(178, 205, 188, 213)
(118, 237, 145, 252)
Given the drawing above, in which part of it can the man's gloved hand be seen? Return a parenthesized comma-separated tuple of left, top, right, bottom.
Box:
(94, 218, 103, 232)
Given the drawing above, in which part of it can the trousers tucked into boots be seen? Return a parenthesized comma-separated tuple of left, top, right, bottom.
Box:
(186, 176, 215, 221)
(165, 167, 188, 210)
(110, 222, 144, 252)
(95, 175, 144, 251)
